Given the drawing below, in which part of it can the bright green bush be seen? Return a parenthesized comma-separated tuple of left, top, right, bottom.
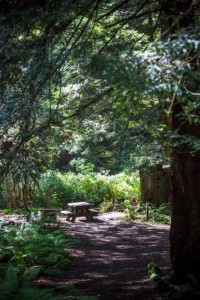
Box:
(99, 198, 137, 218)
(35, 171, 141, 208)
(99, 200, 171, 224)
(99, 200, 115, 212)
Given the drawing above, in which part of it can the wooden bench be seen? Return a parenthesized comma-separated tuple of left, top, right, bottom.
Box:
(38, 208, 59, 219)
(0, 220, 12, 228)
(88, 209, 99, 216)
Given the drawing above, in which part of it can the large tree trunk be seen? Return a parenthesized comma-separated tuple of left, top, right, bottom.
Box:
(170, 101, 200, 280)
(170, 149, 200, 279)
(161, 0, 200, 280)
(140, 166, 171, 206)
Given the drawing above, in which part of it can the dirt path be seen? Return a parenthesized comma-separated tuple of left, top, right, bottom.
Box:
(38, 212, 171, 300)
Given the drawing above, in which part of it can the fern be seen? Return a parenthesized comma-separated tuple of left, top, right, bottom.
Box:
(0, 222, 96, 300)
(0, 221, 73, 276)
(77, 296, 98, 300)
(15, 287, 59, 300)
(0, 222, 75, 300)
(0, 267, 59, 300)
(22, 266, 42, 286)
(0, 267, 18, 300)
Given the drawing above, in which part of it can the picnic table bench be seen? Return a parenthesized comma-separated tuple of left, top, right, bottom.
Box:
(0, 215, 27, 228)
(61, 202, 98, 222)
(38, 208, 59, 219)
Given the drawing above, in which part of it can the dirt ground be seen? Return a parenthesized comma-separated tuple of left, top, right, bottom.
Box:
(38, 212, 171, 300)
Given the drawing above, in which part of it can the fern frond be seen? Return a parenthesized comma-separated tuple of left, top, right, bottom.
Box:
(22, 265, 42, 287)
(0, 267, 19, 300)
(15, 287, 59, 300)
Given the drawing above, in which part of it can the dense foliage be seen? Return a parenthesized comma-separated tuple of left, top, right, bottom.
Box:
(0, 221, 73, 275)
(0, 0, 198, 186)
(0, 221, 74, 299)
(35, 170, 141, 207)
(0, 220, 98, 299)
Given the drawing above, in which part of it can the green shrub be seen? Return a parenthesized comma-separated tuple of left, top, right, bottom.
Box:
(99, 200, 115, 212)
(99, 198, 138, 219)
(0, 221, 98, 300)
(99, 200, 171, 224)
(0, 220, 77, 300)
(35, 170, 141, 208)
(0, 221, 74, 277)
(0, 266, 59, 300)
(136, 203, 171, 224)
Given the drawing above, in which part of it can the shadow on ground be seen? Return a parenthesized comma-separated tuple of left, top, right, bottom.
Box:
(38, 213, 171, 300)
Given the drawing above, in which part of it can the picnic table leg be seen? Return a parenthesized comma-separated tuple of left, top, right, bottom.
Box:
(71, 216, 76, 222)
(67, 207, 76, 222)
(66, 215, 76, 222)
(86, 215, 93, 221)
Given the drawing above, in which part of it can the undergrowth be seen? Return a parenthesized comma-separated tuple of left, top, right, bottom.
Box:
(35, 171, 141, 208)
(99, 200, 171, 224)
(0, 266, 59, 300)
(136, 203, 171, 224)
(0, 220, 98, 300)
(147, 262, 200, 300)
(0, 220, 74, 277)
(0, 220, 73, 299)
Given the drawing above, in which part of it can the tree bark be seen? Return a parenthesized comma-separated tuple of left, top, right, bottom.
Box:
(163, 0, 200, 280)
(170, 149, 200, 279)
(158, 0, 200, 280)
(140, 166, 171, 206)
(170, 97, 200, 279)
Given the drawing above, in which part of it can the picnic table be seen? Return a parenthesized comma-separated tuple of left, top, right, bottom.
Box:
(61, 202, 98, 222)
(0, 215, 27, 228)
(38, 208, 59, 219)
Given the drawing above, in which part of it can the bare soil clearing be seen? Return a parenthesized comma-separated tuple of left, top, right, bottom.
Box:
(38, 212, 171, 300)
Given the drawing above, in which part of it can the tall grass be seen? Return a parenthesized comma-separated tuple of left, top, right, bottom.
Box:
(35, 171, 141, 208)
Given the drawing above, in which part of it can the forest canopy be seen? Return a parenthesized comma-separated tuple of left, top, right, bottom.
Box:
(0, 0, 199, 178)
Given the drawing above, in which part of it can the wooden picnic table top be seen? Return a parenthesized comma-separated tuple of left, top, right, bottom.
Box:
(38, 208, 59, 211)
(67, 202, 92, 208)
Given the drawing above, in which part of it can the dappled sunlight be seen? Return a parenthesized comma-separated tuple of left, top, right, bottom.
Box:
(43, 213, 172, 299)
